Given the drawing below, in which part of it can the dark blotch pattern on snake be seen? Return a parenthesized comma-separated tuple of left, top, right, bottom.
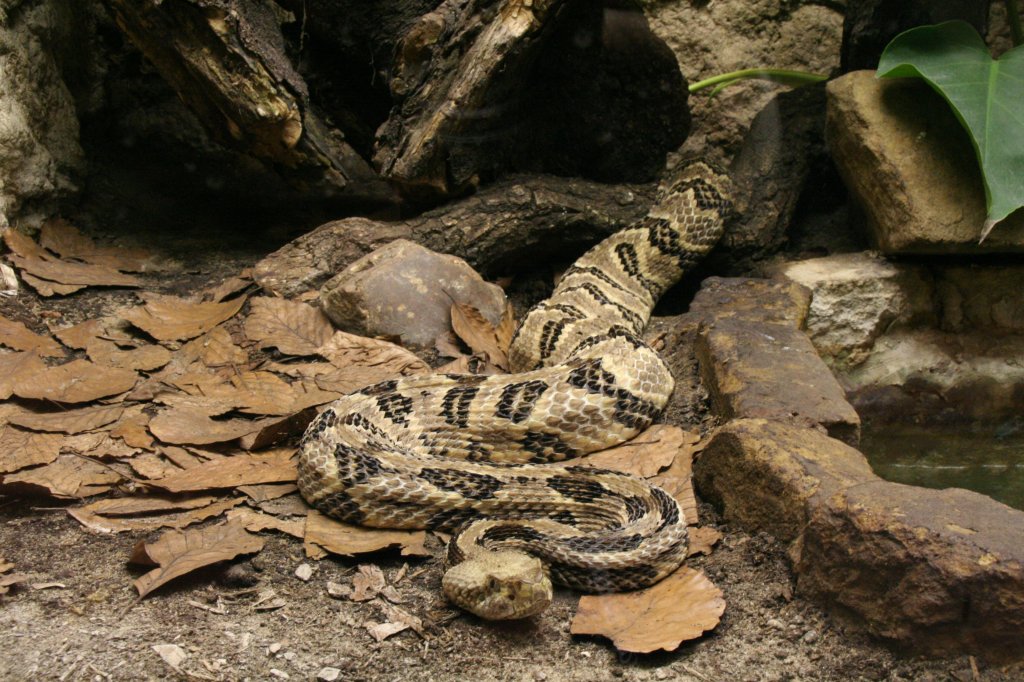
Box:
(297, 160, 732, 620)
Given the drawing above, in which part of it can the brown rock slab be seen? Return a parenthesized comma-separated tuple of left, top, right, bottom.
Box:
(827, 71, 1024, 254)
(697, 318, 860, 444)
(320, 239, 506, 348)
(794, 481, 1024, 661)
(688, 276, 811, 328)
(695, 419, 874, 542)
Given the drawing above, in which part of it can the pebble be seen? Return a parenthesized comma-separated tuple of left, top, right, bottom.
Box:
(766, 618, 785, 630)
(654, 670, 671, 680)
(533, 671, 547, 681)
(317, 667, 341, 682)
(802, 629, 819, 644)
(268, 643, 283, 655)
(283, 652, 297, 661)
(295, 563, 314, 582)
(269, 670, 289, 680)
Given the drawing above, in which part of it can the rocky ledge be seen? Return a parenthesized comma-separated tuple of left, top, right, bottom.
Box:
(688, 277, 1024, 661)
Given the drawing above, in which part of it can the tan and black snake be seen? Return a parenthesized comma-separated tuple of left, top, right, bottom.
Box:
(297, 160, 732, 619)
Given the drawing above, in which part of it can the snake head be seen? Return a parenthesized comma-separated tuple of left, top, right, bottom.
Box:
(442, 550, 553, 620)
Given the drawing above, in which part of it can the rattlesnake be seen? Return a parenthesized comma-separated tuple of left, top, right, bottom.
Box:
(297, 160, 732, 619)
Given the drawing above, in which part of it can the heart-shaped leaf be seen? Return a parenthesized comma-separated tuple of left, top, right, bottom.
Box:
(877, 20, 1024, 238)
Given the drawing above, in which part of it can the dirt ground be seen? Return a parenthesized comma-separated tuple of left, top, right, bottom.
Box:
(3, 169, 1024, 682)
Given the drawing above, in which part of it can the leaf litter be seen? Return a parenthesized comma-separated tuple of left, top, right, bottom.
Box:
(0, 236, 723, 652)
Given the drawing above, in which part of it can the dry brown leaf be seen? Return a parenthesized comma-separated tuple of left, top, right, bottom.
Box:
(61, 431, 138, 460)
(51, 316, 133, 350)
(6, 404, 124, 434)
(365, 602, 425, 642)
(69, 495, 242, 533)
(148, 406, 268, 446)
(200, 269, 254, 303)
(0, 352, 46, 400)
(127, 453, 183, 480)
(350, 564, 387, 601)
(237, 409, 318, 451)
(110, 407, 155, 449)
(244, 297, 334, 356)
(0, 564, 28, 595)
(495, 302, 517, 352)
(570, 567, 725, 653)
(20, 272, 85, 296)
(304, 509, 429, 559)
(0, 315, 64, 357)
(0, 427, 63, 474)
(129, 518, 266, 597)
(573, 425, 698, 479)
(450, 302, 508, 370)
(159, 446, 206, 469)
(86, 338, 172, 372)
(650, 444, 699, 527)
(225, 508, 304, 538)
(687, 526, 723, 557)
(3, 228, 142, 290)
(237, 482, 298, 503)
(181, 326, 248, 367)
(39, 218, 156, 273)
(11, 358, 137, 403)
(146, 448, 296, 493)
(317, 330, 429, 376)
(256, 492, 309, 517)
(0, 454, 121, 498)
(120, 292, 246, 342)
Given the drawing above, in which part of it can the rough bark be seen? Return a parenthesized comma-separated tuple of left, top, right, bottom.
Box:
(252, 174, 658, 297)
(103, 0, 393, 202)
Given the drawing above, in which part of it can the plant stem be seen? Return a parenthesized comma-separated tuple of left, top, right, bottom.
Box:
(1008, 0, 1023, 47)
(688, 68, 828, 94)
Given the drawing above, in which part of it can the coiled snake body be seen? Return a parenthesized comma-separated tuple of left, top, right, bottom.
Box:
(297, 161, 732, 619)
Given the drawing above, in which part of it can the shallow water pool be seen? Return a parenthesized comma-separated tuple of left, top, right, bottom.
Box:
(859, 421, 1024, 512)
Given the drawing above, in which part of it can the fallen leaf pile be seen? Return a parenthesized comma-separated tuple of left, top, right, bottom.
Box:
(1, 221, 724, 653)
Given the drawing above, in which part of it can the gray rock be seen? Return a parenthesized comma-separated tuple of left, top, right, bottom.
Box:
(0, 1, 86, 227)
(320, 239, 506, 348)
(826, 71, 1024, 254)
(648, 0, 842, 157)
(771, 252, 933, 370)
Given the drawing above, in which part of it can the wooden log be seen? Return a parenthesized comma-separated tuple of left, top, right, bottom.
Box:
(252, 174, 659, 297)
(103, 0, 394, 203)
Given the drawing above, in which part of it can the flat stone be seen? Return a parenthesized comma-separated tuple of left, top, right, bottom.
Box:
(319, 239, 506, 348)
(688, 276, 811, 328)
(696, 318, 860, 444)
(794, 480, 1024, 661)
(826, 71, 1024, 254)
(695, 419, 874, 542)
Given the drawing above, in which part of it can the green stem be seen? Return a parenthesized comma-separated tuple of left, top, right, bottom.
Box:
(1008, 0, 1023, 47)
(688, 68, 828, 94)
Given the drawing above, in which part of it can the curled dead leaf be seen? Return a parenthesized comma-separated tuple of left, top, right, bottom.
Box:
(244, 297, 334, 356)
(130, 518, 266, 597)
(11, 358, 138, 404)
(0, 314, 64, 357)
(120, 293, 246, 342)
(303, 510, 429, 559)
(0, 427, 63, 474)
(450, 302, 509, 370)
(146, 448, 296, 493)
(0, 454, 121, 498)
(570, 567, 725, 653)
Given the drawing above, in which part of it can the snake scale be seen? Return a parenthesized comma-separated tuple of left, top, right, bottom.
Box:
(297, 160, 732, 619)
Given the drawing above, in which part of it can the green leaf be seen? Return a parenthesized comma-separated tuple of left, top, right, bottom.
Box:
(877, 20, 1024, 239)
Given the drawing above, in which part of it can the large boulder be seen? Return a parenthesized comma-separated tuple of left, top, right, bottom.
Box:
(0, 1, 85, 227)
(826, 71, 1024, 254)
